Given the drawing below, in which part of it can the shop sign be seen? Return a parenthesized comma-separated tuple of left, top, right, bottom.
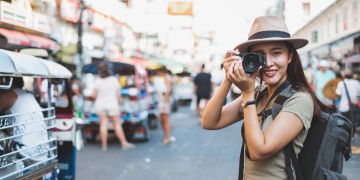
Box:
(0, 1, 29, 27)
(168, 0, 193, 16)
(32, 12, 53, 34)
(0, 1, 53, 34)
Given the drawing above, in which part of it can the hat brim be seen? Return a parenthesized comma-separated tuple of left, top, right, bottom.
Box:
(234, 37, 308, 53)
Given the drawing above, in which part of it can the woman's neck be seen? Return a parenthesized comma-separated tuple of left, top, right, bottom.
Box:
(266, 75, 288, 97)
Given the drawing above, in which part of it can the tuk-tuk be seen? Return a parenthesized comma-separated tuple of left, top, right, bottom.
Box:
(19, 48, 80, 179)
(0, 49, 72, 179)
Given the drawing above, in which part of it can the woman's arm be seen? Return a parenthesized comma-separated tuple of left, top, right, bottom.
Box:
(202, 50, 244, 130)
(243, 92, 312, 161)
(117, 88, 122, 105)
(0, 91, 17, 112)
(164, 75, 171, 101)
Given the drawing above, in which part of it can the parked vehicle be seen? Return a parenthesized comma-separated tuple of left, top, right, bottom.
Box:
(0, 49, 72, 179)
(20, 48, 80, 180)
(173, 71, 193, 105)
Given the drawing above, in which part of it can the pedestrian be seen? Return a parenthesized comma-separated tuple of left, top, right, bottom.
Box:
(323, 71, 343, 107)
(154, 66, 173, 144)
(314, 60, 335, 105)
(336, 69, 360, 128)
(304, 63, 315, 91)
(201, 16, 333, 179)
(193, 64, 214, 120)
(71, 78, 84, 118)
(91, 62, 135, 151)
(336, 69, 360, 154)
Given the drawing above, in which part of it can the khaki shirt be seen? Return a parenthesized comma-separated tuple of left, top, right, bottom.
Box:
(244, 92, 314, 180)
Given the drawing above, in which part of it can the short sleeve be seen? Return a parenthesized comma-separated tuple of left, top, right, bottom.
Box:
(336, 81, 343, 95)
(280, 92, 314, 130)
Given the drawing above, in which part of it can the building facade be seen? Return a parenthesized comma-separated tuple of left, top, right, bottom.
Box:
(288, 0, 360, 65)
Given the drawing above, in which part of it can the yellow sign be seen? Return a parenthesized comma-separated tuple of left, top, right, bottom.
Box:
(168, 0, 193, 16)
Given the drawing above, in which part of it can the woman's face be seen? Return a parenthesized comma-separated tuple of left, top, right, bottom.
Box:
(251, 42, 292, 85)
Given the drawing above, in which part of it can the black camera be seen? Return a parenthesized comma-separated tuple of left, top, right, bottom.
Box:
(239, 53, 266, 74)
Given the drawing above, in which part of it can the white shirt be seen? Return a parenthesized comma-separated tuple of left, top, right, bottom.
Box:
(154, 75, 168, 94)
(10, 89, 49, 162)
(93, 76, 121, 108)
(336, 79, 360, 112)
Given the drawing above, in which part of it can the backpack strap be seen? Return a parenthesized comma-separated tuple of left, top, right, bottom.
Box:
(271, 86, 304, 180)
(238, 140, 245, 180)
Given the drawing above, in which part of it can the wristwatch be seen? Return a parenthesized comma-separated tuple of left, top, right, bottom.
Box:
(241, 98, 256, 108)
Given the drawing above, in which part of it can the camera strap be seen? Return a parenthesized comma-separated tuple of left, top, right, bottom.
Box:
(257, 79, 290, 117)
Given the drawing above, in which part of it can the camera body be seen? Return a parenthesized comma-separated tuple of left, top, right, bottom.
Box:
(237, 53, 266, 74)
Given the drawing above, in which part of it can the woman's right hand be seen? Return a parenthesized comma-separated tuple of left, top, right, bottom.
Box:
(224, 50, 242, 82)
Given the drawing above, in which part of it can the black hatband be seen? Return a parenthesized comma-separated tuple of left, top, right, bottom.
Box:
(248, 30, 290, 40)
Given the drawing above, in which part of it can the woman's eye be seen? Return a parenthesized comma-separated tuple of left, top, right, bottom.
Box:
(273, 51, 281, 56)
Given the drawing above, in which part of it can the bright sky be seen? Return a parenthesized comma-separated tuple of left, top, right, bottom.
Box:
(193, 0, 278, 52)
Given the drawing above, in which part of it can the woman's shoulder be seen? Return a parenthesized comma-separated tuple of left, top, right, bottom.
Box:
(285, 91, 313, 106)
(282, 91, 314, 129)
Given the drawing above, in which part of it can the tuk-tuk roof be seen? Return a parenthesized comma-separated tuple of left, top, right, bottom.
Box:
(0, 49, 72, 78)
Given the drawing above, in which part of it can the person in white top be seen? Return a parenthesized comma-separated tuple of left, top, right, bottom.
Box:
(91, 62, 135, 151)
(154, 67, 173, 144)
(336, 69, 360, 119)
(0, 77, 49, 165)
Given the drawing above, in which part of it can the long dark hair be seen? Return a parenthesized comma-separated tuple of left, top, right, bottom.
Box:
(285, 42, 335, 119)
(98, 62, 112, 78)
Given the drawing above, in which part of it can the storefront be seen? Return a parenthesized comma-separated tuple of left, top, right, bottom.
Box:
(0, 1, 59, 52)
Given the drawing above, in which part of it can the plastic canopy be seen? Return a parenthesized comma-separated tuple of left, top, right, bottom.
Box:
(82, 61, 135, 75)
(0, 49, 72, 78)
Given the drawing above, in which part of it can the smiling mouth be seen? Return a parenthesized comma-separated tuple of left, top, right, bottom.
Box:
(264, 70, 277, 77)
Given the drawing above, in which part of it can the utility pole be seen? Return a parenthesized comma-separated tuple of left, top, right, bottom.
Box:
(77, 0, 85, 80)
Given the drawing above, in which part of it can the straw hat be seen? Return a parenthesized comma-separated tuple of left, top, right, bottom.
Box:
(235, 16, 308, 53)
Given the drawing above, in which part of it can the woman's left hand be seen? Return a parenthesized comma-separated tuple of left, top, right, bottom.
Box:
(227, 60, 259, 96)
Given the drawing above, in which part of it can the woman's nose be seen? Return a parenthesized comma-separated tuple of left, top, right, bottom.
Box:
(265, 54, 273, 66)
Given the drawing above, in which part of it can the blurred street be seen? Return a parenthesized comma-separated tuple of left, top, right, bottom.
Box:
(77, 106, 360, 180)
(0, 0, 360, 179)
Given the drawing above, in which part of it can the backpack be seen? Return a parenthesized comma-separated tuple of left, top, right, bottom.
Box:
(238, 81, 353, 180)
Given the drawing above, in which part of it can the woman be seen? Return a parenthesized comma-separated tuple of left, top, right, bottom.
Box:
(202, 16, 332, 179)
(92, 62, 135, 151)
(155, 67, 173, 144)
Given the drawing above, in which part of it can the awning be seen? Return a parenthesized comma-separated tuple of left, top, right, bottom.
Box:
(0, 28, 59, 52)
(25, 34, 60, 52)
(112, 56, 157, 68)
(82, 61, 135, 76)
(0, 28, 31, 46)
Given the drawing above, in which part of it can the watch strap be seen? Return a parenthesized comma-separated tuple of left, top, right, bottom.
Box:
(245, 99, 256, 107)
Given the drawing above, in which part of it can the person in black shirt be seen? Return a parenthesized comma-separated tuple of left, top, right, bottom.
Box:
(193, 64, 214, 120)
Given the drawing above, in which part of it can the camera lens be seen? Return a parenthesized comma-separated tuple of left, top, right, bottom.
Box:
(242, 53, 262, 74)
